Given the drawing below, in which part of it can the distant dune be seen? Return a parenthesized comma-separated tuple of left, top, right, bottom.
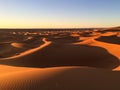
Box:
(99, 27, 120, 33)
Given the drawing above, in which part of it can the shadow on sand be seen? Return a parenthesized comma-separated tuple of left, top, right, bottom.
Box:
(0, 39, 119, 70)
(96, 35, 120, 44)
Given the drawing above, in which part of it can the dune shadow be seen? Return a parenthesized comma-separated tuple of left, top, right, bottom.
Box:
(47, 35, 80, 43)
(0, 39, 119, 69)
(1, 68, 120, 90)
(80, 32, 92, 37)
(96, 35, 120, 44)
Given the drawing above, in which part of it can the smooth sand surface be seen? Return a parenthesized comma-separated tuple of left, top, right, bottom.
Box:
(0, 27, 120, 90)
(1, 67, 120, 90)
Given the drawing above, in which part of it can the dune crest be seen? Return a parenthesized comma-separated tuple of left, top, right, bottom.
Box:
(1, 28, 120, 89)
(0, 38, 51, 60)
(1, 67, 120, 90)
(75, 37, 120, 60)
(74, 35, 120, 70)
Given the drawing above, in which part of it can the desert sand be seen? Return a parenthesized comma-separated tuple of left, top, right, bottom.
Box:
(0, 27, 120, 90)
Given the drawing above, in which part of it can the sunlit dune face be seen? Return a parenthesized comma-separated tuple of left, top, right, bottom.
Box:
(101, 32, 117, 36)
(70, 33, 80, 37)
(0, 65, 35, 75)
(1, 67, 120, 90)
(11, 43, 25, 48)
(26, 36, 34, 40)
(116, 32, 120, 37)
(73, 31, 120, 70)
(12, 32, 16, 35)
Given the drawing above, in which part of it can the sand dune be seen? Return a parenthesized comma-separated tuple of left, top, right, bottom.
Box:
(101, 32, 117, 36)
(74, 32, 120, 70)
(1, 67, 120, 90)
(1, 28, 120, 90)
(74, 35, 120, 60)
(96, 35, 120, 44)
(0, 43, 13, 55)
(11, 43, 26, 48)
(0, 43, 25, 58)
(0, 38, 51, 60)
(1, 36, 119, 69)
(99, 27, 120, 33)
(0, 65, 34, 75)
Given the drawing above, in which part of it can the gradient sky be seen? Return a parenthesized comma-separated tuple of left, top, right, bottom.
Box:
(0, 0, 120, 28)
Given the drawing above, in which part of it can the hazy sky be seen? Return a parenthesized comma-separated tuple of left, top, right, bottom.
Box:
(0, 0, 120, 28)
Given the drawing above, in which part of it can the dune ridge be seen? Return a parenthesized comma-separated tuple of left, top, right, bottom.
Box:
(0, 38, 51, 60)
(1, 67, 120, 90)
(75, 38, 120, 60)
(1, 28, 120, 90)
(74, 34, 120, 70)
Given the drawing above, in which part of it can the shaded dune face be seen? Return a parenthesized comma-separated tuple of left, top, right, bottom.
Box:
(1, 67, 120, 90)
(99, 27, 120, 33)
(1, 40, 119, 69)
(0, 43, 11, 53)
(80, 32, 93, 37)
(15, 36, 44, 48)
(47, 35, 80, 43)
(96, 35, 120, 44)
(0, 37, 44, 58)
(0, 43, 22, 58)
(22, 35, 43, 44)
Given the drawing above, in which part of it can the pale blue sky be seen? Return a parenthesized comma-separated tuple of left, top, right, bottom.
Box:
(0, 0, 120, 28)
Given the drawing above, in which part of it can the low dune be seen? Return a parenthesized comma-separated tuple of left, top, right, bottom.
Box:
(11, 42, 26, 48)
(96, 35, 120, 44)
(0, 43, 25, 58)
(0, 38, 51, 60)
(99, 27, 120, 33)
(0, 65, 34, 75)
(1, 67, 120, 90)
(100, 32, 117, 36)
(70, 33, 80, 37)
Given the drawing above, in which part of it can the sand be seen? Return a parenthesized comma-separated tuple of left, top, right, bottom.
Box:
(0, 27, 120, 90)
(1, 66, 120, 90)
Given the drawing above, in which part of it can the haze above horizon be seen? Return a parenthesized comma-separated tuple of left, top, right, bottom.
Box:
(0, 0, 120, 28)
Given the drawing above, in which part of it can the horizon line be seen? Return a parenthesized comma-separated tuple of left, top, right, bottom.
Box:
(0, 27, 110, 29)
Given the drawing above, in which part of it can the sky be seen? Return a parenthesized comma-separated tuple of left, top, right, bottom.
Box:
(0, 0, 120, 28)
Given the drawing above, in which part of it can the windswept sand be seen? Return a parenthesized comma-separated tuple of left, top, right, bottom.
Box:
(1, 67, 120, 90)
(0, 28, 120, 90)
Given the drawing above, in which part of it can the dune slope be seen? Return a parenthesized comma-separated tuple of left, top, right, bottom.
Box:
(1, 40, 119, 69)
(0, 67, 120, 90)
